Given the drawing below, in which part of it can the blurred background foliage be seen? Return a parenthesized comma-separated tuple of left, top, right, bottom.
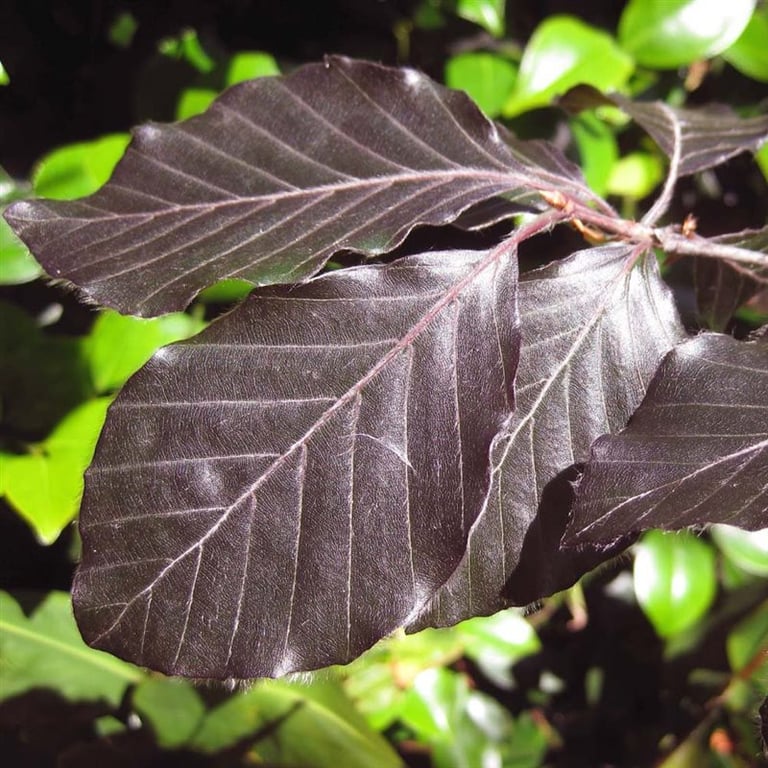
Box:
(1, 1, 767, 766)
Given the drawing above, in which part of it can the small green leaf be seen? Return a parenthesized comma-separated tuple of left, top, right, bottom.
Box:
(0, 216, 42, 284)
(726, 601, 768, 673)
(0, 59, 9, 85)
(158, 28, 215, 73)
(108, 11, 138, 49)
(192, 677, 402, 767)
(133, 677, 206, 748)
(570, 111, 620, 196)
(196, 278, 255, 304)
(445, 52, 517, 118)
(227, 51, 280, 86)
(503, 16, 634, 117)
(711, 525, 768, 577)
(2, 398, 111, 544)
(86, 310, 205, 393)
(33, 134, 130, 200)
(723, 7, 768, 82)
(400, 668, 467, 739)
(456, 0, 506, 37)
(634, 530, 717, 638)
(618, 0, 756, 69)
(175, 87, 218, 120)
(0, 591, 143, 704)
(456, 610, 541, 688)
(606, 151, 665, 198)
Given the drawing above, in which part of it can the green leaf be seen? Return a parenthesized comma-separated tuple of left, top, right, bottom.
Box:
(196, 278, 255, 304)
(726, 600, 768, 672)
(456, 610, 541, 688)
(33, 134, 130, 200)
(0, 591, 142, 704)
(192, 677, 402, 767)
(133, 677, 206, 748)
(86, 310, 205, 393)
(227, 51, 280, 86)
(503, 16, 634, 117)
(723, 7, 768, 82)
(618, 0, 756, 69)
(0, 216, 41, 284)
(634, 530, 717, 638)
(400, 667, 468, 739)
(2, 398, 111, 544)
(158, 28, 215, 73)
(605, 151, 665, 198)
(711, 525, 768, 577)
(175, 88, 218, 120)
(0, 59, 8, 85)
(456, 0, 505, 37)
(570, 111, 620, 196)
(108, 11, 138, 49)
(445, 52, 517, 118)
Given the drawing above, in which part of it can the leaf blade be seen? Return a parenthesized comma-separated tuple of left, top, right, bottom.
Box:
(73, 244, 521, 678)
(411, 246, 685, 628)
(566, 333, 768, 543)
(4, 57, 592, 316)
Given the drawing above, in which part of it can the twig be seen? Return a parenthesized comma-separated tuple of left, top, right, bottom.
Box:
(539, 191, 768, 270)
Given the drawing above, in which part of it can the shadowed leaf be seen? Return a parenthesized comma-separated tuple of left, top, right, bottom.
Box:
(73, 246, 519, 678)
(567, 333, 768, 543)
(4, 57, 593, 316)
(410, 245, 685, 629)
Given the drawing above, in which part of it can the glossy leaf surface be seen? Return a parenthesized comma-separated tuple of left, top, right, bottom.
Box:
(567, 334, 768, 543)
(73, 246, 520, 677)
(618, 0, 756, 68)
(503, 16, 633, 118)
(410, 246, 685, 629)
(4, 57, 592, 316)
(633, 530, 717, 638)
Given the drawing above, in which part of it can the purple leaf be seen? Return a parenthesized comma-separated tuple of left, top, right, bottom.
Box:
(4, 57, 593, 316)
(409, 245, 685, 629)
(566, 333, 768, 544)
(73, 245, 520, 678)
(560, 86, 768, 225)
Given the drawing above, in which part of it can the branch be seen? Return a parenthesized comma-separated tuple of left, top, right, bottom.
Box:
(539, 191, 768, 270)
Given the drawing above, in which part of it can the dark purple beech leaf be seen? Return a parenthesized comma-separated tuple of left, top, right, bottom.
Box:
(4, 57, 594, 317)
(694, 227, 768, 330)
(565, 333, 768, 544)
(561, 86, 768, 178)
(560, 86, 768, 225)
(73, 245, 519, 678)
(408, 245, 686, 630)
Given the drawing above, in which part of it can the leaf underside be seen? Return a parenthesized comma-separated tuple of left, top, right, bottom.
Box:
(409, 245, 685, 630)
(73, 247, 520, 678)
(3, 56, 592, 316)
(566, 333, 768, 544)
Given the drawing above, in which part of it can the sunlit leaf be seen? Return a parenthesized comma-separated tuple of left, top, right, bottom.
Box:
(227, 51, 280, 85)
(711, 525, 768, 577)
(456, 0, 506, 37)
(132, 678, 206, 748)
(633, 530, 717, 638)
(723, 7, 768, 82)
(503, 16, 633, 117)
(567, 334, 768, 543)
(618, 0, 756, 69)
(191, 677, 403, 766)
(4, 57, 595, 316)
(445, 52, 517, 118)
(0, 591, 142, 704)
(73, 246, 521, 677)
(32, 134, 130, 200)
(0, 216, 41, 284)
